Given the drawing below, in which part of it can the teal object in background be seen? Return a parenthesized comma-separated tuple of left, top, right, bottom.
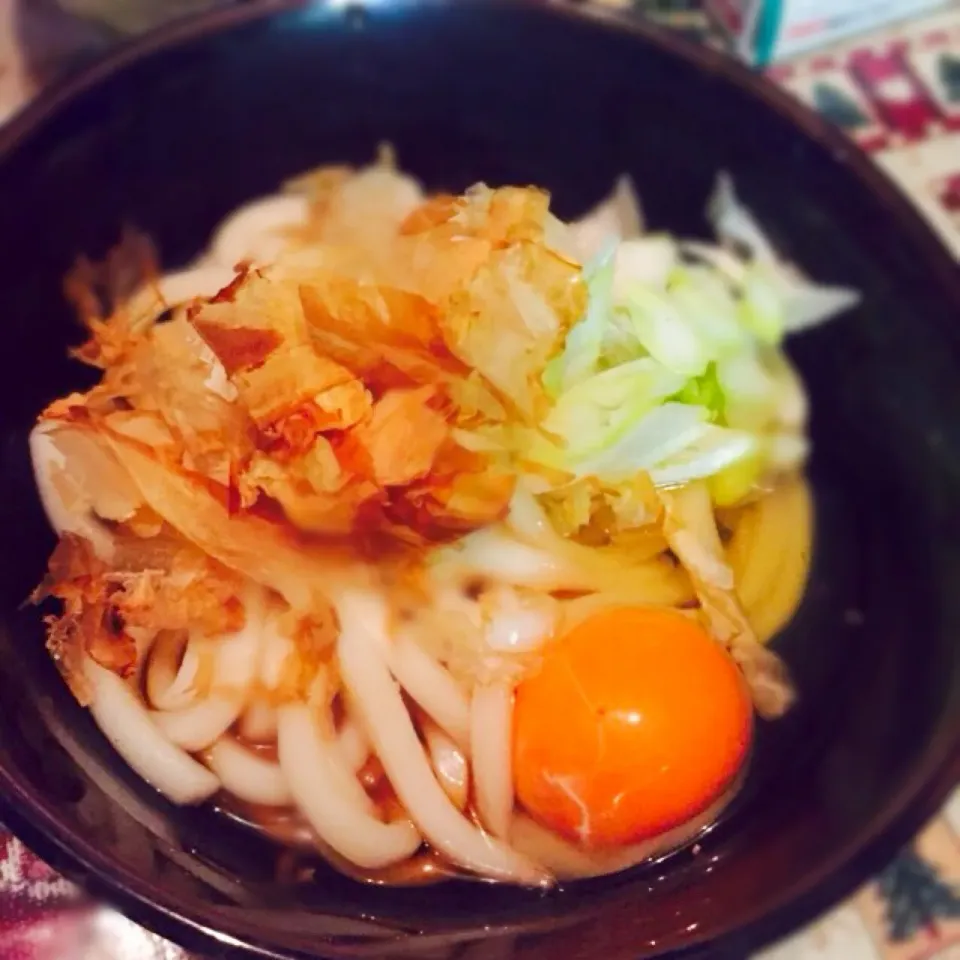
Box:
(754, 0, 784, 65)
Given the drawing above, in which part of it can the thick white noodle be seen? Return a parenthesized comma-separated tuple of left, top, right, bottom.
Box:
(483, 587, 555, 655)
(444, 526, 687, 602)
(152, 590, 264, 751)
(207, 738, 292, 807)
(277, 704, 421, 869)
(422, 719, 469, 811)
(388, 635, 471, 750)
(335, 588, 551, 887)
(470, 683, 514, 839)
(29, 424, 93, 539)
(29, 423, 136, 560)
(85, 661, 219, 805)
(358, 601, 470, 748)
(504, 484, 555, 544)
(336, 710, 371, 773)
(145, 633, 202, 712)
(238, 701, 278, 743)
(307, 674, 382, 806)
(440, 529, 597, 593)
(213, 588, 266, 693)
(260, 618, 296, 693)
(153, 696, 242, 754)
(119, 265, 239, 329)
(155, 264, 239, 306)
(210, 194, 308, 269)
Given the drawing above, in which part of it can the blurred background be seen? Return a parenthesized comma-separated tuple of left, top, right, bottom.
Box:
(0, 1, 718, 129)
(12, 0, 704, 42)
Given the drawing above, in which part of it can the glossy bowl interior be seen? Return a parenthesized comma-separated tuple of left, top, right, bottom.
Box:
(1, 2, 959, 958)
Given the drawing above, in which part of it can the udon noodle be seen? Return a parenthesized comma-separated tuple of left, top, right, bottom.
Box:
(30, 153, 847, 888)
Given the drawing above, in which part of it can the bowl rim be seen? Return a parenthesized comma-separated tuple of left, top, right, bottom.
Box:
(1, 2, 959, 958)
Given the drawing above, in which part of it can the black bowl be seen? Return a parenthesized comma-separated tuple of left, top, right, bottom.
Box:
(1, 2, 959, 958)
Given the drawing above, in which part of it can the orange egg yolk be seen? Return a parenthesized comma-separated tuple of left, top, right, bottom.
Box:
(513, 606, 752, 849)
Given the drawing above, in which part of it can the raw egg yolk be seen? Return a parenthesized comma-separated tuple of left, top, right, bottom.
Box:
(513, 607, 752, 848)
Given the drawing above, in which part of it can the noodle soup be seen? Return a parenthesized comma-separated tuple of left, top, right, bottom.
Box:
(29, 154, 842, 887)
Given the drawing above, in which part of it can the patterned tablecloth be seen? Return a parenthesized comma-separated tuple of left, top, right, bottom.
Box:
(1, 1, 959, 958)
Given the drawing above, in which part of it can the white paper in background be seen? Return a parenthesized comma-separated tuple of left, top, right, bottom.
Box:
(708, 0, 955, 62)
(777, 0, 956, 59)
